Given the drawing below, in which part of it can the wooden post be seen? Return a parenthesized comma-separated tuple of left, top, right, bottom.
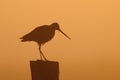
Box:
(30, 60, 59, 80)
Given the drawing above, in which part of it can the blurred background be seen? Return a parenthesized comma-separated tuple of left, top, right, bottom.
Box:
(0, 0, 120, 80)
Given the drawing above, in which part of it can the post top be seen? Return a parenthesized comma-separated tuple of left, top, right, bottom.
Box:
(30, 60, 59, 64)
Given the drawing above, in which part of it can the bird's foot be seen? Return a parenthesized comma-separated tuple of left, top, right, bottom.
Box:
(44, 59, 49, 62)
(37, 59, 49, 62)
(37, 59, 44, 61)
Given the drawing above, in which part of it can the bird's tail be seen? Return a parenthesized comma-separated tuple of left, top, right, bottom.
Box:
(20, 36, 33, 42)
(19, 37, 26, 42)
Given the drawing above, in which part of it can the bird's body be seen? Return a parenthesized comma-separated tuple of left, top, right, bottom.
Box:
(21, 25, 55, 45)
(20, 23, 71, 61)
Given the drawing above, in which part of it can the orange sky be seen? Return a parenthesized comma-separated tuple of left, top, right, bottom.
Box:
(0, 0, 120, 80)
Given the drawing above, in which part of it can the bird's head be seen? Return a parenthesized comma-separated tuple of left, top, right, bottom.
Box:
(51, 22, 71, 40)
(51, 22, 60, 30)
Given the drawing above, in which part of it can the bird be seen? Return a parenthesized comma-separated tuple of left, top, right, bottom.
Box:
(20, 22, 71, 61)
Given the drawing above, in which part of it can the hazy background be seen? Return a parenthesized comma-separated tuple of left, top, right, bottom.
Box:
(0, 0, 120, 80)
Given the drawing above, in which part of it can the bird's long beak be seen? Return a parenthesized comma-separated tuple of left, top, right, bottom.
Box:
(58, 29, 71, 40)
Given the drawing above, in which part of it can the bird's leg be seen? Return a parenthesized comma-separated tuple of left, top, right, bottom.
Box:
(40, 50, 47, 61)
(39, 45, 47, 61)
(39, 46, 43, 60)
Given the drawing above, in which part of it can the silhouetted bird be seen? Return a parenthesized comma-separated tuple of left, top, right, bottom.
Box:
(20, 23, 71, 61)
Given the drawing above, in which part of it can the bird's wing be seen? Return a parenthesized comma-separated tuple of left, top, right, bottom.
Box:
(20, 25, 49, 41)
